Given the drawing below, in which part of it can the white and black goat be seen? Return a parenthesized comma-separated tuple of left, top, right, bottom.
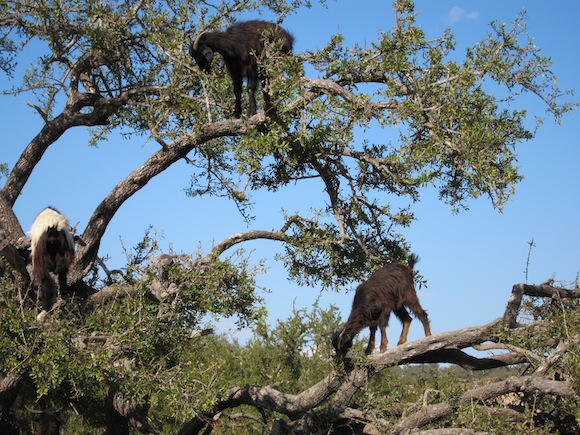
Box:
(189, 20, 294, 118)
(332, 254, 432, 359)
(29, 207, 75, 319)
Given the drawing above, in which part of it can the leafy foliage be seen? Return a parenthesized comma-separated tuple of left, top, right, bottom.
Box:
(0, 0, 577, 433)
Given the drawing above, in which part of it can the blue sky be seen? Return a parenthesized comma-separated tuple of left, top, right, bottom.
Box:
(2, 1, 579, 346)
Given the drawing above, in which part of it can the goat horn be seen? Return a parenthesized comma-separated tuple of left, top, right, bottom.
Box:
(193, 32, 206, 50)
(25, 406, 61, 414)
(25, 406, 42, 414)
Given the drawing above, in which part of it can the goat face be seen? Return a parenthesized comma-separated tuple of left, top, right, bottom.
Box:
(331, 330, 353, 359)
(30, 410, 61, 435)
(189, 43, 214, 72)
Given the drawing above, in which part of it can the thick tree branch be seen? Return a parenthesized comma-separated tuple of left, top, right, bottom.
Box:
(503, 282, 580, 327)
(391, 375, 576, 434)
(178, 321, 509, 434)
(75, 115, 267, 278)
(0, 196, 29, 289)
(2, 81, 163, 208)
(177, 373, 343, 435)
(402, 348, 527, 370)
(109, 391, 159, 434)
(85, 284, 137, 306)
(180, 309, 579, 435)
(0, 372, 25, 423)
(3, 105, 105, 207)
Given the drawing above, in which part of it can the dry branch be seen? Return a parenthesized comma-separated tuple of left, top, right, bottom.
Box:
(177, 373, 344, 435)
(392, 374, 577, 434)
(177, 322, 511, 434)
(503, 282, 580, 327)
(86, 284, 137, 306)
(179, 282, 579, 434)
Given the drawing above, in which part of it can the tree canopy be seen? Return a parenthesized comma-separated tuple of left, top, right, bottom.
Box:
(0, 0, 578, 433)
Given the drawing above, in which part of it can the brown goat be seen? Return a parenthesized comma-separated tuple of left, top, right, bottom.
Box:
(190, 20, 294, 118)
(332, 254, 431, 358)
(29, 409, 61, 435)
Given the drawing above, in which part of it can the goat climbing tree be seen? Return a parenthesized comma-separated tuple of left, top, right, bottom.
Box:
(0, 0, 578, 433)
(175, 283, 579, 434)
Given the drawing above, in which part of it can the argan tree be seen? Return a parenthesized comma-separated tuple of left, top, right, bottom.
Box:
(0, 0, 577, 433)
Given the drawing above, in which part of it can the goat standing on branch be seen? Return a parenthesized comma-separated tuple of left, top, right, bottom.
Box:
(29, 207, 75, 320)
(332, 254, 432, 359)
(189, 20, 294, 118)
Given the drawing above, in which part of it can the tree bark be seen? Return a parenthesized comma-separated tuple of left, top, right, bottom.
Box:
(391, 374, 577, 434)
(74, 115, 266, 279)
(503, 282, 580, 327)
(0, 196, 30, 289)
(178, 310, 578, 434)
(0, 372, 25, 424)
(104, 390, 159, 435)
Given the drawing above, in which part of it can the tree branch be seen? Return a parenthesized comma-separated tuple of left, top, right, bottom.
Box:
(503, 283, 580, 327)
(206, 229, 288, 261)
(177, 321, 510, 434)
(391, 375, 576, 434)
(0, 196, 29, 289)
(85, 284, 137, 306)
(75, 115, 267, 278)
(0, 372, 26, 422)
(177, 373, 343, 435)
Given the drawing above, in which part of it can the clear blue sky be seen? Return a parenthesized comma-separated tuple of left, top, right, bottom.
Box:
(2, 1, 579, 346)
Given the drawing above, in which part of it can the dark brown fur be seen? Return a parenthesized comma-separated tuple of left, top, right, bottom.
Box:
(189, 20, 294, 118)
(332, 254, 431, 358)
(30, 207, 75, 315)
(33, 411, 61, 435)
(33, 227, 74, 292)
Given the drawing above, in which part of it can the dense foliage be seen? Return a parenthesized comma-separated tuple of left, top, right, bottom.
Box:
(0, 0, 577, 433)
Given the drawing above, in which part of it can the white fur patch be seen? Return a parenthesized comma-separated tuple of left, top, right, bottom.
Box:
(29, 207, 75, 255)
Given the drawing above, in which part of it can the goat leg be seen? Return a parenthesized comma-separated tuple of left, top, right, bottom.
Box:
(232, 76, 243, 118)
(246, 77, 259, 117)
(379, 324, 389, 352)
(394, 307, 413, 345)
(366, 326, 377, 355)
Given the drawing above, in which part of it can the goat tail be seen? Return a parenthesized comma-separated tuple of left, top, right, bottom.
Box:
(407, 253, 420, 270)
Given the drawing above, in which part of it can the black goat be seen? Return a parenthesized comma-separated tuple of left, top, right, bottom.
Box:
(332, 254, 431, 359)
(28, 409, 62, 435)
(29, 207, 75, 320)
(189, 20, 294, 118)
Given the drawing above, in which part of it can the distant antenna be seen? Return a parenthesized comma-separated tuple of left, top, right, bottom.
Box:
(524, 238, 536, 283)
